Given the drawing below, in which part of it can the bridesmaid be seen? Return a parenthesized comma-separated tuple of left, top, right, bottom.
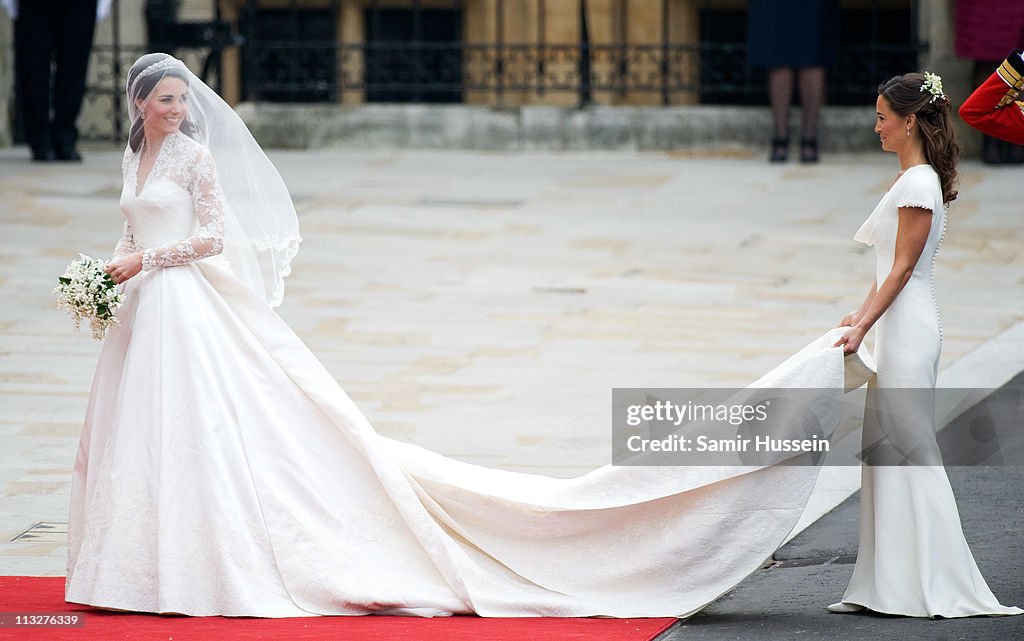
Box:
(830, 72, 1022, 617)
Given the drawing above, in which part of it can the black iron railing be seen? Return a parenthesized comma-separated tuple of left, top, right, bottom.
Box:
(63, 1, 924, 141)
(240, 40, 923, 106)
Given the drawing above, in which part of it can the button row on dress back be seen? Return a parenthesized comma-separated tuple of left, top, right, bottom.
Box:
(930, 210, 947, 342)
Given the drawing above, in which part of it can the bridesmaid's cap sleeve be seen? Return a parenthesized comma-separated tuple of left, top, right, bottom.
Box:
(893, 166, 938, 213)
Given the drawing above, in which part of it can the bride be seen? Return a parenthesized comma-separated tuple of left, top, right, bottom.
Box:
(65, 53, 883, 618)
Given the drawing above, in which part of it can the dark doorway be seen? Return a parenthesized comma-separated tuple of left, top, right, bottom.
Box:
(364, 8, 463, 103)
(251, 9, 336, 103)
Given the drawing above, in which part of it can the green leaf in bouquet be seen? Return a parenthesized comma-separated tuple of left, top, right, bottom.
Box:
(58, 277, 71, 285)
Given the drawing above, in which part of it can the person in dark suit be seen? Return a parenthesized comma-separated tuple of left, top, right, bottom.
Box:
(4, 0, 110, 161)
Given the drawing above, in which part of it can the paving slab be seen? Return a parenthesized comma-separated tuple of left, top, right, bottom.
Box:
(1, 146, 1022, 587)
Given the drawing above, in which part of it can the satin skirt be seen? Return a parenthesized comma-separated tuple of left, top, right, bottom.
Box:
(67, 261, 863, 618)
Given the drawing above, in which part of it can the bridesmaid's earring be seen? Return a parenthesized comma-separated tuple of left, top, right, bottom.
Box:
(906, 127, 910, 136)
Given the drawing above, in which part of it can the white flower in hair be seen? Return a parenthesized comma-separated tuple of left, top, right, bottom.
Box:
(919, 72, 946, 103)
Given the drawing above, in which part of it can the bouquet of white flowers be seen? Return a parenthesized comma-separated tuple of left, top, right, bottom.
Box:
(52, 254, 125, 340)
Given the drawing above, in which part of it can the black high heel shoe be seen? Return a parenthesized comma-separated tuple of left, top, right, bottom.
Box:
(800, 138, 819, 163)
(770, 137, 789, 163)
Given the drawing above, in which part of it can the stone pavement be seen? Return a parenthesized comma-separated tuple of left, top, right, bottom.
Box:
(662, 374, 1024, 641)
(1, 146, 1022, 596)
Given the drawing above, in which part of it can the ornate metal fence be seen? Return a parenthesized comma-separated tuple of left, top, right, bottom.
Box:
(70, 0, 924, 142)
(238, 0, 923, 106)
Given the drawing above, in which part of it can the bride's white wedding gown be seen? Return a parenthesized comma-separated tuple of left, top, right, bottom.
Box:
(68, 132, 864, 618)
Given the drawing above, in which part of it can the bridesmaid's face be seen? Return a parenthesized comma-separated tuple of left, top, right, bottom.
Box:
(138, 77, 189, 137)
(874, 95, 906, 154)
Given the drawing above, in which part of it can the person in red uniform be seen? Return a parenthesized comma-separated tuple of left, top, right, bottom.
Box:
(960, 50, 1024, 146)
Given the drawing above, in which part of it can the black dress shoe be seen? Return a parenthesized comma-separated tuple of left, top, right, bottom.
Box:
(1002, 139, 1024, 165)
(31, 147, 56, 162)
(769, 137, 789, 163)
(54, 146, 83, 162)
(800, 137, 819, 163)
(981, 136, 1003, 165)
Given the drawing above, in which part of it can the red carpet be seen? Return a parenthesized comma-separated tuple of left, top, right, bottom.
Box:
(0, 577, 677, 641)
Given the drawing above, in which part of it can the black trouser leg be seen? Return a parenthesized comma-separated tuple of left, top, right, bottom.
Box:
(52, 0, 99, 151)
(14, 0, 57, 152)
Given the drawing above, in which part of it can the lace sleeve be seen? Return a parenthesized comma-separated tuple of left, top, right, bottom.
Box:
(112, 221, 139, 259)
(141, 151, 226, 271)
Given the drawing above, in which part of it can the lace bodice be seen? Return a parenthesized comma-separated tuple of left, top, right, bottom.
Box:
(115, 131, 226, 271)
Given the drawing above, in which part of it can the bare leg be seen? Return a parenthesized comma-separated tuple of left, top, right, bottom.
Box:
(768, 67, 793, 161)
(798, 66, 825, 162)
(797, 66, 825, 139)
(768, 67, 794, 139)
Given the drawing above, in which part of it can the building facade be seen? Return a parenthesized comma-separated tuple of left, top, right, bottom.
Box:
(0, 0, 967, 147)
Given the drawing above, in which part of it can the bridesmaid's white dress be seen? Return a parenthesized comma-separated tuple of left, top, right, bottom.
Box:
(68, 132, 870, 618)
(835, 163, 1022, 618)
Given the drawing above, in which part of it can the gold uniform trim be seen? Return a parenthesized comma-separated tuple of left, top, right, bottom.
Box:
(998, 57, 1024, 86)
(996, 58, 1024, 108)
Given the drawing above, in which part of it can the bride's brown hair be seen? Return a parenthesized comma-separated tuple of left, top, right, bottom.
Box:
(878, 73, 959, 204)
(127, 65, 193, 153)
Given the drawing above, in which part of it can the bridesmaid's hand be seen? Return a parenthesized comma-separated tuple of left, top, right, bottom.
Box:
(833, 325, 867, 355)
(836, 311, 861, 328)
(105, 251, 144, 284)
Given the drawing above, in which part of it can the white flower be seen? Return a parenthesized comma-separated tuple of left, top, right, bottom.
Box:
(52, 254, 124, 341)
(920, 71, 946, 104)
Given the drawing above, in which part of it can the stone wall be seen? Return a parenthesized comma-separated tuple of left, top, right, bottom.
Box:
(0, 11, 11, 147)
(237, 102, 880, 152)
(919, 0, 979, 156)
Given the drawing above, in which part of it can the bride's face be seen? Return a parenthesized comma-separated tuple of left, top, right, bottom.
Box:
(139, 77, 189, 137)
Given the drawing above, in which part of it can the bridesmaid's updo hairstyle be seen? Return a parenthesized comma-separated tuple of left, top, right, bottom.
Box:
(878, 73, 959, 204)
(127, 63, 192, 153)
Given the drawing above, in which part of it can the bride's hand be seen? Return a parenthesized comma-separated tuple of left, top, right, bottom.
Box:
(836, 311, 861, 328)
(833, 325, 866, 355)
(105, 251, 144, 284)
